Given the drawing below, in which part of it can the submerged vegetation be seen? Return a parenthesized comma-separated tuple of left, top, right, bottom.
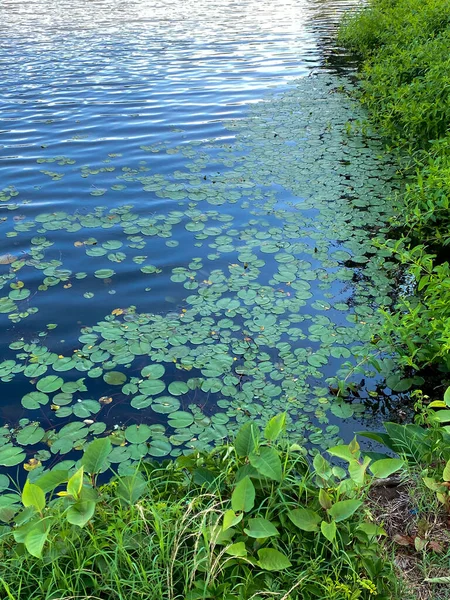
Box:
(339, 0, 450, 377)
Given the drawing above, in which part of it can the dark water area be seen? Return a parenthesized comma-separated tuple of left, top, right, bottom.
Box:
(0, 0, 405, 476)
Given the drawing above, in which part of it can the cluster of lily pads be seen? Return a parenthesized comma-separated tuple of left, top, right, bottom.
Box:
(0, 75, 402, 474)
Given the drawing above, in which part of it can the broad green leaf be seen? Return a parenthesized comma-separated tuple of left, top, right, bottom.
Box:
(249, 447, 282, 482)
(24, 523, 49, 558)
(257, 548, 291, 571)
(264, 413, 286, 442)
(231, 476, 255, 513)
(443, 459, 450, 482)
(16, 425, 45, 446)
(444, 386, 450, 407)
(103, 371, 126, 385)
(319, 488, 332, 510)
(433, 410, 450, 424)
(244, 517, 279, 538)
(349, 457, 371, 485)
(313, 454, 332, 479)
(327, 444, 356, 462)
(22, 480, 46, 512)
(357, 523, 386, 538)
(288, 508, 321, 532)
(66, 500, 96, 527)
(67, 467, 84, 499)
(321, 520, 336, 542)
(36, 375, 63, 393)
(35, 470, 69, 494)
(116, 475, 147, 505)
(225, 542, 247, 557)
(223, 509, 243, 531)
(0, 445, 26, 467)
(81, 438, 112, 474)
(328, 499, 362, 522)
(369, 458, 404, 479)
(234, 422, 259, 457)
(125, 424, 152, 444)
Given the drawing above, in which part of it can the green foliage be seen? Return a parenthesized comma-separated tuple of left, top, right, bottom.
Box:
(0, 415, 400, 599)
(340, 0, 450, 373)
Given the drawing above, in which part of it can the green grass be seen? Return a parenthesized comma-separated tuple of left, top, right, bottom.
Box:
(339, 0, 450, 374)
(0, 417, 401, 600)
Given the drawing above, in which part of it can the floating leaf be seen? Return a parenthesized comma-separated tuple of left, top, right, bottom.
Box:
(94, 269, 115, 279)
(103, 371, 127, 386)
(36, 375, 64, 393)
(125, 424, 152, 444)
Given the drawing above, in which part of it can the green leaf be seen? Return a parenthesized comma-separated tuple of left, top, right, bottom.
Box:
(0, 445, 26, 467)
(21, 391, 49, 410)
(443, 459, 450, 482)
(433, 410, 450, 424)
(313, 454, 332, 479)
(141, 364, 165, 379)
(125, 424, 152, 444)
(288, 508, 321, 532)
(257, 548, 291, 571)
(16, 425, 45, 446)
(94, 269, 115, 279)
(223, 509, 243, 532)
(357, 523, 386, 538)
(244, 517, 279, 538)
(231, 476, 255, 513)
(66, 500, 96, 527)
(167, 381, 189, 396)
(225, 542, 247, 557)
(67, 467, 84, 499)
(103, 371, 127, 385)
(321, 520, 336, 542)
(24, 523, 49, 558)
(444, 387, 450, 407)
(116, 475, 147, 505)
(369, 458, 404, 479)
(81, 438, 112, 474)
(36, 375, 64, 393)
(328, 499, 362, 522)
(22, 480, 46, 512)
(319, 488, 332, 510)
(234, 422, 259, 457)
(249, 447, 282, 482)
(264, 413, 286, 442)
(35, 470, 69, 494)
(327, 444, 355, 462)
(349, 457, 371, 485)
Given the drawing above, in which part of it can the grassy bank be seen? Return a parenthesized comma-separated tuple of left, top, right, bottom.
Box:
(339, 0, 450, 379)
(0, 414, 403, 600)
(2, 405, 450, 599)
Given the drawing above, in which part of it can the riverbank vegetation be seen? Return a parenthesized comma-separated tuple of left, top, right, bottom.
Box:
(2, 405, 450, 600)
(339, 0, 450, 379)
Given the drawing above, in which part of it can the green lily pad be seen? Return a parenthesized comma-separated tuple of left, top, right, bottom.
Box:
(168, 381, 189, 396)
(36, 375, 64, 393)
(151, 396, 181, 414)
(168, 411, 194, 428)
(103, 371, 127, 385)
(125, 424, 152, 444)
(94, 269, 115, 279)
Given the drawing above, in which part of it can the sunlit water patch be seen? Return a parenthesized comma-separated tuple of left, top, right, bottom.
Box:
(0, 0, 403, 475)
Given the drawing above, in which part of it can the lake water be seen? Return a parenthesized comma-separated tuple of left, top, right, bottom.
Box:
(0, 0, 403, 472)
